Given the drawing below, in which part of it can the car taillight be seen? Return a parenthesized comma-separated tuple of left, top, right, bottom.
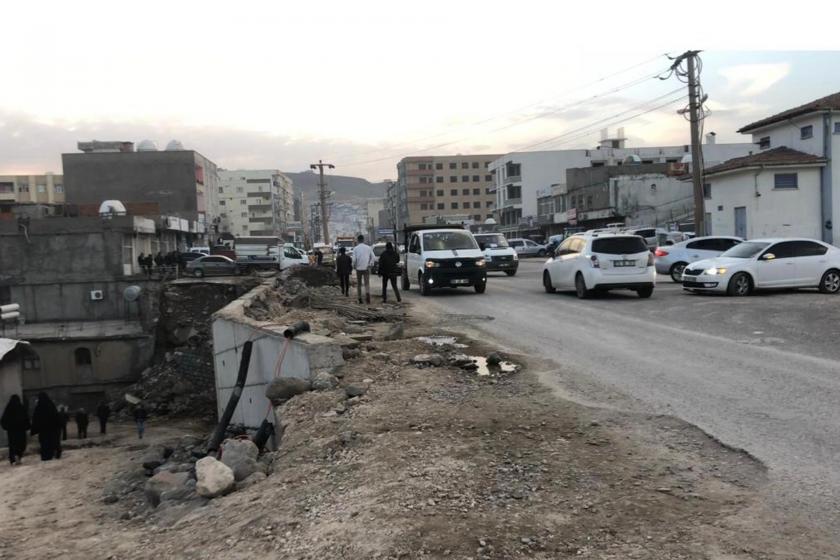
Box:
(654, 248, 668, 257)
(647, 253, 654, 267)
(590, 255, 600, 268)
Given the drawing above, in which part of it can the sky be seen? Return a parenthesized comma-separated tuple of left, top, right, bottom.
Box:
(1, 0, 839, 182)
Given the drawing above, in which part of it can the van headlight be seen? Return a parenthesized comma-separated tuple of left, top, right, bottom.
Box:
(425, 260, 440, 268)
(512, 252, 518, 261)
(475, 258, 486, 267)
(704, 266, 727, 275)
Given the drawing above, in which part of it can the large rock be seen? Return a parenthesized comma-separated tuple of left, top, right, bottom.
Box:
(265, 377, 311, 404)
(232, 458, 265, 482)
(412, 354, 444, 367)
(220, 439, 259, 469)
(145, 471, 190, 507)
(195, 457, 235, 498)
(345, 384, 367, 398)
(141, 446, 167, 471)
(311, 370, 339, 391)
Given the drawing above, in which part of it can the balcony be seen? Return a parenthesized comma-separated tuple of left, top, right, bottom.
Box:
(504, 175, 521, 183)
(499, 198, 521, 208)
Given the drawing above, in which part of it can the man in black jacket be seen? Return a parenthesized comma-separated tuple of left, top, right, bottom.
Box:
(335, 247, 352, 297)
(378, 242, 402, 303)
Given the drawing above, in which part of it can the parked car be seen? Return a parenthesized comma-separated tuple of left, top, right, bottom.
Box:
(508, 238, 548, 257)
(543, 233, 655, 298)
(279, 244, 307, 270)
(474, 233, 519, 276)
(189, 246, 211, 255)
(681, 238, 840, 296)
(654, 236, 742, 282)
(185, 255, 240, 277)
(402, 226, 487, 295)
(178, 251, 206, 266)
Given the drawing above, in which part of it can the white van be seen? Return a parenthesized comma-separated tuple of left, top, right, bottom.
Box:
(473, 233, 519, 276)
(402, 227, 487, 295)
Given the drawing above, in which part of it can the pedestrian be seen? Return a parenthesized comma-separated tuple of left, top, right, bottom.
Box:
(335, 247, 352, 297)
(154, 252, 164, 276)
(378, 241, 402, 303)
(30, 392, 62, 461)
(351, 234, 374, 305)
(314, 248, 323, 266)
(75, 408, 89, 439)
(96, 401, 111, 435)
(134, 403, 148, 439)
(58, 405, 69, 440)
(1, 395, 29, 465)
(137, 252, 146, 275)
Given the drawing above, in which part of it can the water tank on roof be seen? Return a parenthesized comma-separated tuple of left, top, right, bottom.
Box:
(165, 139, 184, 151)
(137, 139, 158, 151)
(99, 200, 127, 217)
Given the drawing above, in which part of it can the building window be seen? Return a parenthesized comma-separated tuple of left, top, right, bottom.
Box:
(437, 203, 444, 210)
(241, 212, 247, 217)
(236, 187, 244, 193)
(758, 136, 771, 150)
(462, 189, 469, 195)
(435, 163, 443, 170)
(486, 201, 493, 207)
(419, 176, 428, 184)
(703, 183, 711, 199)
(505, 162, 521, 178)
(485, 162, 491, 168)
(485, 175, 492, 181)
(418, 163, 427, 170)
(506, 185, 521, 199)
(435, 176, 443, 183)
(774, 173, 798, 189)
(450, 176, 458, 183)
(449, 163, 457, 170)
(834, 122, 840, 134)
(487, 213, 494, 218)
(23, 355, 41, 370)
(586, 196, 593, 208)
(54, 184, 64, 193)
(472, 188, 480, 195)
(464, 202, 471, 209)
(461, 162, 469, 169)
(36, 184, 46, 193)
(801, 125, 813, 140)
(471, 162, 479, 169)
(436, 190, 444, 196)
(451, 202, 459, 209)
(450, 189, 457, 196)
(219, 201, 226, 206)
(218, 187, 224, 193)
(462, 175, 469, 182)
(74, 347, 92, 366)
(19, 184, 29, 192)
(420, 203, 428, 210)
(240, 200, 246, 205)
(472, 175, 479, 182)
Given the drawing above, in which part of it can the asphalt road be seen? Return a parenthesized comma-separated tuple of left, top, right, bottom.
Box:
(404, 258, 840, 529)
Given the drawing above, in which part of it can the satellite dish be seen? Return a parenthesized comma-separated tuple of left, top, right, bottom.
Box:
(165, 139, 184, 151)
(123, 285, 142, 302)
(624, 154, 642, 164)
(99, 200, 127, 217)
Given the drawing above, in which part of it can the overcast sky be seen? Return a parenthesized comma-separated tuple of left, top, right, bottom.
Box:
(1, 1, 838, 181)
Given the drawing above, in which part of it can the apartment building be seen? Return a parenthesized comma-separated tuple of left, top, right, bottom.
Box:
(216, 170, 294, 237)
(0, 173, 65, 204)
(395, 154, 501, 229)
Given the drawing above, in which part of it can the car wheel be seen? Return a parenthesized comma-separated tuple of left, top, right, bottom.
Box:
(401, 271, 410, 291)
(537, 249, 546, 257)
(669, 262, 687, 283)
(419, 272, 431, 296)
(575, 273, 591, 299)
(543, 271, 556, 293)
(819, 269, 840, 294)
(505, 270, 516, 277)
(636, 286, 654, 298)
(474, 280, 486, 294)
(727, 272, 752, 297)
(193, 269, 204, 278)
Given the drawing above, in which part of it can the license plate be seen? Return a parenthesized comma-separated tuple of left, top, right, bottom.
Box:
(613, 260, 636, 267)
(452, 278, 470, 285)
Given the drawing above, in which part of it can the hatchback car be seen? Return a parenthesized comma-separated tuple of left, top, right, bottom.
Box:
(543, 233, 655, 298)
(654, 236, 742, 282)
(508, 238, 547, 257)
(682, 238, 840, 296)
(185, 255, 240, 277)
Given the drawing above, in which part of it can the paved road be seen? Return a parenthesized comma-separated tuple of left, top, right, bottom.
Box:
(404, 259, 840, 528)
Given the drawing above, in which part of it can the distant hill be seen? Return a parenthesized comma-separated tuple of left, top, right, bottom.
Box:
(284, 170, 388, 202)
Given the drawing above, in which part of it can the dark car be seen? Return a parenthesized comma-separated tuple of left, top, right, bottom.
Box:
(185, 255, 240, 277)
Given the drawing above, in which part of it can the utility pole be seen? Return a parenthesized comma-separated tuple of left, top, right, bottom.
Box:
(310, 160, 334, 246)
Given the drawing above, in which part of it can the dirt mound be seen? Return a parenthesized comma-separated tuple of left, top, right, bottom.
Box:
(279, 265, 337, 288)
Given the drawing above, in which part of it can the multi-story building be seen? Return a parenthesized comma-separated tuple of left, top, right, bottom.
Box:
(63, 140, 218, 237)
(491, 130, 755, 238)
(395, 154, 501, 229)
(0, 173, 65, 204)
(216, 170, 294, 237)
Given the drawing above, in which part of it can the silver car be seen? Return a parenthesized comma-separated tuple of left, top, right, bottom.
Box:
(186, 255, 241, 277)
(508, 238, 548, 257)
(654, 236, 742, 282)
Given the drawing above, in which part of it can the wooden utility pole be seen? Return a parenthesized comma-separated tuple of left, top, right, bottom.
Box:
(310, 160, 334, 245)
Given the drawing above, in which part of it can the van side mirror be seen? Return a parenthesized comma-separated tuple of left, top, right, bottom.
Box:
(478, 242, 486, 251)
(761, 253, 776, 261)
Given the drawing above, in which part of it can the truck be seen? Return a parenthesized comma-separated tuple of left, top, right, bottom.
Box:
(335, 236, 355, 251)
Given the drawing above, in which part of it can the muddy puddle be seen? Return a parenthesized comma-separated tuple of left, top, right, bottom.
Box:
(468, 356, 518, 376)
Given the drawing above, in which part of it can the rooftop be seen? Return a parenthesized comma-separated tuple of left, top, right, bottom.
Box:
(738, 91, 840, 133)
(703, 147, 826, 177)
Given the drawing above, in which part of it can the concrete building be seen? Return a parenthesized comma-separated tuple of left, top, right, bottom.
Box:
(0, 173, 65, 205)
(216, 170, 294, 238)
(63, 140, 217, 235)
(395, 154, 501, 229)
(702, 92, 839, 242)
(491, 130, 754, 238)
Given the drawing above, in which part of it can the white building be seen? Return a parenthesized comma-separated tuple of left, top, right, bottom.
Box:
(703, 92, 839, 242)
(491, 131, 754, 236)
(216, 170, 294, 238)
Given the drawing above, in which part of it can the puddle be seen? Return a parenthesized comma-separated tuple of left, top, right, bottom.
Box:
(416, 336, 468, 348)
(468, 356, 518, 376)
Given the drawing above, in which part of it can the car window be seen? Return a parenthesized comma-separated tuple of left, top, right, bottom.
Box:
(204, 256, 222, 263)
(789, 240, 828, 257)
(723, 241, 769, 258)
(409, 235, 420, 254)
(635, 229, 655, 238)
(687, 239, 717, 251)
(568, 238, 585, 253)
(765, 241, 798, 259)
(284, 247, 301, 258)
(474, 234, 509, 248)
(372, 245, 386, 256)
(510, 240, 522, 247)
(715, 238, 741, 251)
(591, 237, 648, 254)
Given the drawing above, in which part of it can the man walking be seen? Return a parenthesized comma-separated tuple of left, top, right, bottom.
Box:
(75, 408, 89, 439)
(378, 241, 402, 303)
(351, 235, 374, 304)
(96, 401, 111, 435)
(335, 247, 352, 297)
(134, 403, 148, 439)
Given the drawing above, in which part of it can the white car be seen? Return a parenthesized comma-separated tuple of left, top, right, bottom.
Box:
(543, 233, 656, 298)
(654, 236, 742, 282)
(508, 238, 548, 258)
(681, 238, 840, 296)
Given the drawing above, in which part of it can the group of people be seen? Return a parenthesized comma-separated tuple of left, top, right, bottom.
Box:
(137, 251, 182, 278)
(335, 235, 401, 304)
(1, 393, 148, 465)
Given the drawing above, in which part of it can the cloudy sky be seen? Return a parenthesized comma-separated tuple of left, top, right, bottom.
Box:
(1, 1, 838, 181)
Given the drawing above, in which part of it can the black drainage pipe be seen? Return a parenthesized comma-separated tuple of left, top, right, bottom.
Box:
(207, 340, 253, 455)
(284, 320, 310, 339)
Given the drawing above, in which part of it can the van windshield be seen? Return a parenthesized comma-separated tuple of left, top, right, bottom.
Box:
(591, 237, 648, 254)
(474, 234, 509, 248)
(422, 231, 478, 251)
(721, 241, 769, 258)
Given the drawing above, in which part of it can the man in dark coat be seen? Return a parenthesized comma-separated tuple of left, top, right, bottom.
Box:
(154, 252, 165, 276)
(378, 242, 402, 303)
(134, 404, 148, 439)
(1, 395, 29, 465)
(335, 247, 352, 297)
(75, 408, 89, 439)
(30, 392, 62, 461)
(96, 402, 111, 435)
(58, 405, 69, 440)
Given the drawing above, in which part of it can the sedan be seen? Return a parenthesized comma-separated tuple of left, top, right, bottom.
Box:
(185, 255, 240, 278)
(681, 238, 840, 296)
(508, 238, 548, 257)
(655, 236, 742, 282)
